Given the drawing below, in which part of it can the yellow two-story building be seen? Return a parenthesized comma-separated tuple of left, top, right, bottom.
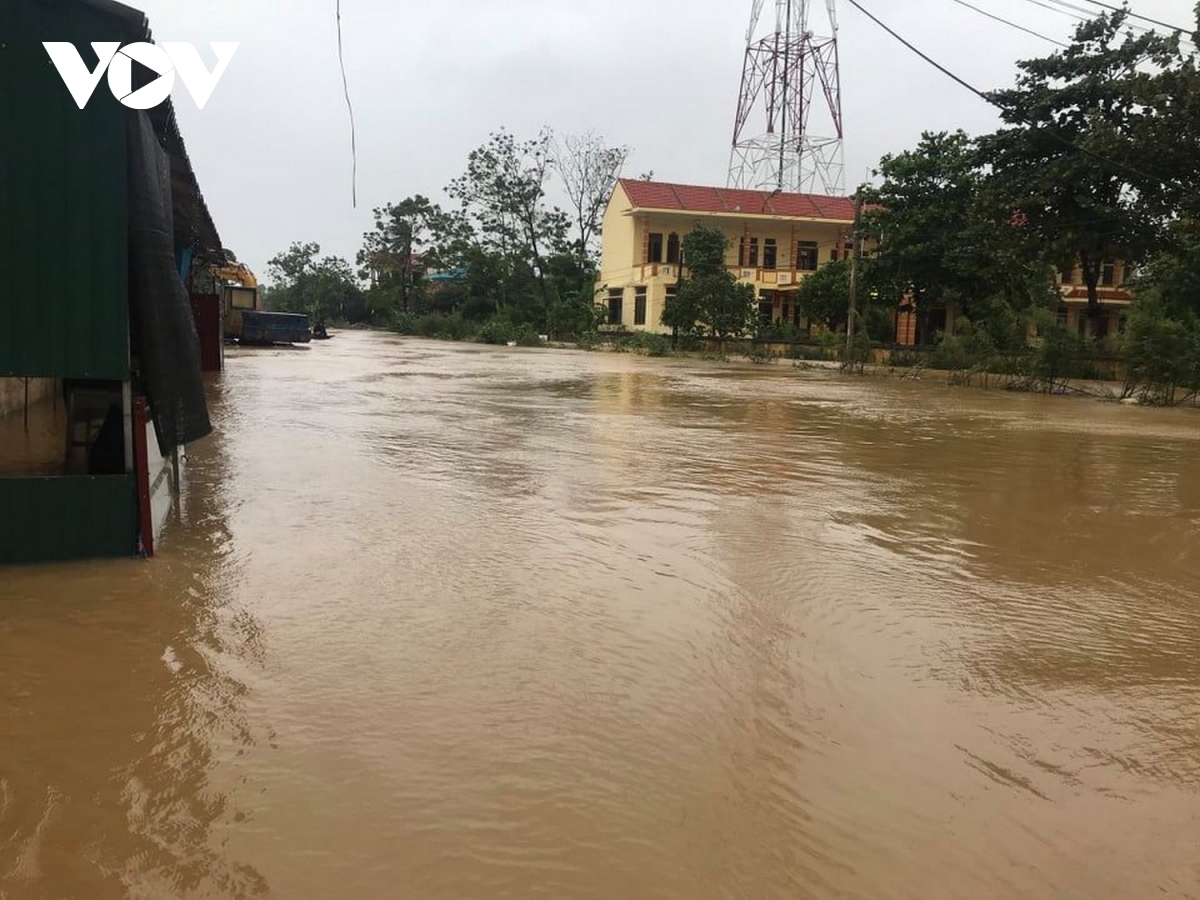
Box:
(597, 179, 857, 334)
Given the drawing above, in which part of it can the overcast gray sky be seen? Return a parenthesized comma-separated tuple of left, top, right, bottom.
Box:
(130, 0, 1191, 282)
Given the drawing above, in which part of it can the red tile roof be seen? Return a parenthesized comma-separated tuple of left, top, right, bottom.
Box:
(617, 179, 856, 222)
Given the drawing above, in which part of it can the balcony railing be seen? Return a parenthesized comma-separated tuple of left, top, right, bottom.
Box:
(634, 263, 819, 285)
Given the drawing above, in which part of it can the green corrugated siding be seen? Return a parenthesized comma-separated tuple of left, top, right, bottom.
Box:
(0, 1, 131, 380)
(0, 475, 137, 563)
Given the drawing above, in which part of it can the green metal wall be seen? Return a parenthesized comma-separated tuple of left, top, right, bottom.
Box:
(0, 1, 132, 380)
(0, 475, 137, 563)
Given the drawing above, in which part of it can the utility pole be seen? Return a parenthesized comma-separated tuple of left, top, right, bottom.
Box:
(844, 188, 864, 359)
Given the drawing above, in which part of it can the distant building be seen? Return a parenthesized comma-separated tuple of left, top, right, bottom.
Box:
(1055, 262, 1134, 340)
(597, 180, 856, 334)
(893, 261, 1135, 347)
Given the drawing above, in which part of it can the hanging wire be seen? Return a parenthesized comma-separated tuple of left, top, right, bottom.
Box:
(337, 0, 358, 208)
(951, 0, 1069, 47)
(1072, 0, 1194, 35)
(1011, 0, 1196, 51)
(845, 0, 1181, 190)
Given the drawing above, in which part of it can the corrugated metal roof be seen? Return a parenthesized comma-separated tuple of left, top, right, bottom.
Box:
(0, 0, 225, 379)
(618, 179, 857, 222)
(0, 0, 133, 379)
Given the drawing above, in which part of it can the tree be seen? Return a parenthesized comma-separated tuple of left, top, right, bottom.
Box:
(551, 132, 628, 264)
(267, 241, 365, 323)
(357, 196, 443, 316)
(864, 131, 990, 344)
(674, 228, 755, 345)
(660, 285, 702, 347)
(447, 129, 570, 309)
(978, 10, 1185, 327)
(796, 258, 851, 333)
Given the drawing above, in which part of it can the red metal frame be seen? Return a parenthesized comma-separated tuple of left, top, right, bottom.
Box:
(132, 396, 154, 558)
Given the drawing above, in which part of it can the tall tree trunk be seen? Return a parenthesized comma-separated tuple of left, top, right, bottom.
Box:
(1079, 250, 1103, 335)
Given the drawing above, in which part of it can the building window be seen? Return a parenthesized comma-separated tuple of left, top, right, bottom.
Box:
(1101, 261, 1116, 286)
(739, 236, 762, 267)
(634, 287, 647, 326)
(1056, 305, 1068, 327)
(830, 241, 852, 262)
(763, 238, 777, 270)
(608, 288, 624, 325)
(757, 292, 774, 325)
(666, 233, 680, 265)
(647, 233, 663, 264)
(796, 241, 819, 271)
(665, 284, 678, 301)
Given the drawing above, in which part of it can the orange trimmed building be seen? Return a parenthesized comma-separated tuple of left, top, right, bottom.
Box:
(597, 179, 857, 333)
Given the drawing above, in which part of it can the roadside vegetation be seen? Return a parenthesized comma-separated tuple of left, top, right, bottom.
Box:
(263, 7, 1200, 406)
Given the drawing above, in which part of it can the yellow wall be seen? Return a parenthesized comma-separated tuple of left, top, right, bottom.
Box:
(597, 186, 854, 334)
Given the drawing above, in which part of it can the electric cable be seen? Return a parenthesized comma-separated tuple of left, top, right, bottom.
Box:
(337, 0, 358, 208)
(845, 0, 1181, 190)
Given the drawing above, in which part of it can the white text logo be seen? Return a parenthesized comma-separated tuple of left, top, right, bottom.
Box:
(42, 42, 239, 110)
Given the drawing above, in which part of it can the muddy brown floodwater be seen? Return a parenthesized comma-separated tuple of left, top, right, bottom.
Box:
(2, 331, 1200, 899)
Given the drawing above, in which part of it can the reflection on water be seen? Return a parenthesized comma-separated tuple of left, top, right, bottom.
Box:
(1, 377, 268, 898)
(3, 333, 1199, 899)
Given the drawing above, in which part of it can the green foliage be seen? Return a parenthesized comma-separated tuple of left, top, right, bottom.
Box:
(621, 331, 670, 357)
(354, 128, 622, 341)
(746, 343, 779, 365)
(785, 343, 834, 362)
(675, 228, 757, 342)
(267, 242, 367, 323)
(979, 10, 1188, 317)
(929, 319, 998, 373)
(1029, 314, 1083, 389)
(397, 313, 473, 341)
(756, 320, 806, 341)
(1123, 299, 1200, 404)
(887, 349, 925, 368)
(796, 259, 851, 332)
(357, 195, 470, 320)
(661, 288, 702, 340)
(477, 319, 516, 345)
(863, 130, 1054, 347)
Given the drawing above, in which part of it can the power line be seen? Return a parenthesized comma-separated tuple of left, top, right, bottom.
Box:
(845, 0, 1179, 189)
(951, 0, 1069, 46)
(1038, 0, 1103, 20)
(336, 0, 358, 209)
(1014, 0, 1097, 21)
(1073, 0, 1194, 35)
(1012, 0, 1195, 49)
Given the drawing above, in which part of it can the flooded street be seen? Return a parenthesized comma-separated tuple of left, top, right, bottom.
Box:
(3, 330, 1199, 898)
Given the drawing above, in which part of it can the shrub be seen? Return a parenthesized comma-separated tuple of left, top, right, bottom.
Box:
(392, 312, 417, 335)
(1122, 299, 1200, 405)
(514, 325, 544, 348)
(786, 343, 832, 361)
(756, 321, 805, 342)
(478, 319, 516, 345)
(409, 313, 472, 340)
(887, 348, 924, 368)
(624, 331, 670, 357)
(746, 343, 778, 364)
